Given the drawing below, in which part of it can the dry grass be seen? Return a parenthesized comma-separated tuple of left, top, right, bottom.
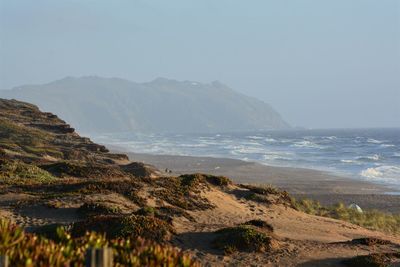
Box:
(292, 198, 400, 234)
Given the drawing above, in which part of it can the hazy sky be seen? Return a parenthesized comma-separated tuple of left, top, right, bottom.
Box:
(1, 0, 399, 128)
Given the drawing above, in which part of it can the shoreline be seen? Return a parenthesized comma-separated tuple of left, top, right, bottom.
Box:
(126, 152, 389, 194)
(106, 144, 400, 213)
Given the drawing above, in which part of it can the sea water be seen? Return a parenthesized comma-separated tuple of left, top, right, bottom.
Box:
(93, 128, 400, 190)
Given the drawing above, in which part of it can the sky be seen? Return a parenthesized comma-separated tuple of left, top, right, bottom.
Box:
(0, 0, 399, 128)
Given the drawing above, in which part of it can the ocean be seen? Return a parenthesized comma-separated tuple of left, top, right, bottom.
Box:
(93, 128, 400, 190)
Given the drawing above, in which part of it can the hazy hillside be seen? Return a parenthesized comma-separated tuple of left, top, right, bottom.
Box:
(0, 76, 289, 134)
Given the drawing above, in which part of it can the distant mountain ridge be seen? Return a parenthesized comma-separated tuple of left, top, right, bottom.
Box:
(0, 76, 289, 134)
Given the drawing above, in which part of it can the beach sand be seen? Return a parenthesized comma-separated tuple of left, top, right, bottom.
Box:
(125, 152, 400, 213)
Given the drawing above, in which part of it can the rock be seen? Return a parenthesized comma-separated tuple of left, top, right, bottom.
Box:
(348, 203, 363, 213)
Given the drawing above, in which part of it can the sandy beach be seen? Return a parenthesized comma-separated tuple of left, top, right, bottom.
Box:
(124, 152, 400, 213)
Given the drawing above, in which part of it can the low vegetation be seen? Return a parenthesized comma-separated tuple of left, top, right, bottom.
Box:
(77, 202, 122, 217)
(213, 225, 273, 253)
(240, 184, 281, 195)
(151, 174, 215, 210)
(41, 161, 125, 179)
(71, 214, 174, 242)
(135, 206, 195, 222)
(241, 219, 274, 232)
(0, 159, 56, 185)
(240, 184, 293, 207)
(350, 237, 391, 246)
(292, 198, 400, 234)
(342, 252, 400, 267)
(202, 174, 232, 187)
(0, 219, 199, 267)
(179, 173, 232, 189)
(0, 118, 57, 158)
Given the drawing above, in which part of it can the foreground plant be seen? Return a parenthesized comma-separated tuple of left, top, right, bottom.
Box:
(0, 219, 199, 267)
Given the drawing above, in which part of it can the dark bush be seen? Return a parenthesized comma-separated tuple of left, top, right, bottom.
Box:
(152, 176, 215, 211)
(342, 252, 400, 267)
(40, 161, 124, 179)
(213, 225, 273, 253)
(77, 202, 122, 217)
(350, 237, 391, 246)
(71, 214, 174, 242)
(241, 219, 274, 232)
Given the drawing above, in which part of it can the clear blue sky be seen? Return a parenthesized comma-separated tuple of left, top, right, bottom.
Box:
(1, 0, 399, 128)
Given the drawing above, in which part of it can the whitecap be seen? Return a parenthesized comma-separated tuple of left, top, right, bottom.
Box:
(178, 143, 208, 148)
(357, 154, 381, 161)
(246, 135, 264, 140)
(380, 144, 396, 148)
(291, 140, 323, 149)
(360, 166, 400, 184)
(262, 153, 292, 161)
(367, 138, 384, 144)
(243, 141, 263, 146)
(341, 159, 357, 164)
(325, 136, 337, 140)
(231, 146, 266, 154)
(198, 140, 220, 145)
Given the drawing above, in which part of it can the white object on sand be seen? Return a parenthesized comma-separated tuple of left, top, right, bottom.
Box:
(348, 203, 363, 213)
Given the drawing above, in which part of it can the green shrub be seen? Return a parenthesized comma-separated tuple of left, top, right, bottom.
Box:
(11, 180, 146, 206)
(134, 206, 195, 223)
(0, 119, 56, 158)
(240, 184, 281, 195)
(77, 180, 146, 206)
(213, 225, 273, 253)
(241, 219, 274, 232)
(240, 184, 294, 207)
(152, 175, 215, 211)
(71, 215, 174, 242)
(0, 159, 56, 184)
(291, 198, 328, 216)
(204, 174, 232, 186)
(78, 203, 122, 217)
(157, 206, 195, 222)
(135, 206, 157, 216)
(350, 237, 390, 246)
(244, 192, 272, 204)
(179, 174, 207, 192)
(40, 161, 124, 179)
(342, 252, 400, 267)
(179, 173, 232, 189)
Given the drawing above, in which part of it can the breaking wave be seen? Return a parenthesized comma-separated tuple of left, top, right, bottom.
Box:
(367, 138, 384, 144)
(360, 165, 400, 185)
(291, 140, 323, 149)
(357, 154, 381, 162)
